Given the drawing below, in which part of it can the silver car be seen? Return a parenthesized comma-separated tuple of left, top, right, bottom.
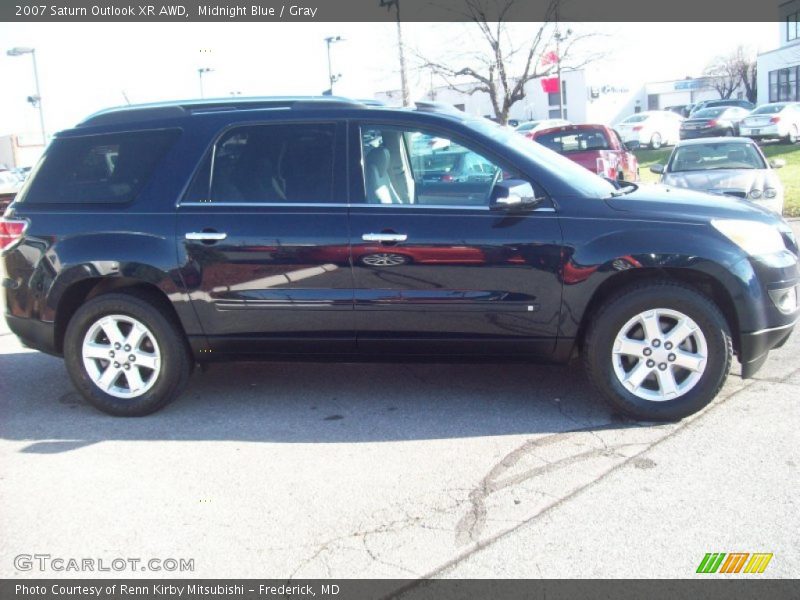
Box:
(649, 137, 786, 214)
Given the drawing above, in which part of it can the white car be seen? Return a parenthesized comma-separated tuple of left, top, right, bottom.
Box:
(515, 119, 571, 137)
(649, 137, 786, 214)
(615, 111, 683, 149)
(0, 170, 21, 195)
(739, 102, 800, 143)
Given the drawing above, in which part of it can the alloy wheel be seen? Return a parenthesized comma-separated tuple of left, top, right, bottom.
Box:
(81, 314, 162, 399)
(611, 308, 707, 402)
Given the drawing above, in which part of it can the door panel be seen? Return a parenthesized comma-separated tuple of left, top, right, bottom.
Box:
(176, 121, 355, 354)
(350, 206, 564, 355)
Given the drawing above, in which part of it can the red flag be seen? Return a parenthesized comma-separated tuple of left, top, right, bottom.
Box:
(541, 50, 559, 66)
(541, 77, 560, 93)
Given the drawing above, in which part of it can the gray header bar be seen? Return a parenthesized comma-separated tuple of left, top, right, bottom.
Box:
(0, 0, 789, 22)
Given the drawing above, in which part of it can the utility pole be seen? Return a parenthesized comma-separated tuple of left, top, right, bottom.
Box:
(553, 27, 572, 119)
(380, 0, 410, 106)
(7, 47, 46, 146)
(324, 36, 344, 95)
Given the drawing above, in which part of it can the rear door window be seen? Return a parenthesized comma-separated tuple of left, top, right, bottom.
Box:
(20, 129, 180, 204)
(204, 123, 338, 204)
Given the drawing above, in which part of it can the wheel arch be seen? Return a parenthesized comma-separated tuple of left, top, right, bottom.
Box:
(54, 277, 187, 355)
(575, 267, 740, 356)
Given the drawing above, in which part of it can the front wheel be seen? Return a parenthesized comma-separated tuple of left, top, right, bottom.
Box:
(64, 292, 191, 416)
(583, 282, 732, 421)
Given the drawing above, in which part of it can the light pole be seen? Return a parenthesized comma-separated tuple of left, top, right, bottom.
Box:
(197, 67, 214, 99)
(7, 47, 46, 146)
(553, 28, 572, 119)
(323, 36, 344, 95)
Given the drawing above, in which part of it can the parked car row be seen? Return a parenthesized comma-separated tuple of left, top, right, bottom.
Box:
(513, 101, 793, 217)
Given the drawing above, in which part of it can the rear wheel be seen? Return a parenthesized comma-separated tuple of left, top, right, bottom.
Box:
(784, 125, 798, 144)
(649, 133, 662, 149)
(64, 292, 191, 416)
(583, 282, 732, 421)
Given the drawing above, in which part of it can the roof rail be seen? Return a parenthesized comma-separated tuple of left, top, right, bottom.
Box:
(77, 96, 370, 127)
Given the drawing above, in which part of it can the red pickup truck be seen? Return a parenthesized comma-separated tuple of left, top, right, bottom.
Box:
(530, 124, 639, 182)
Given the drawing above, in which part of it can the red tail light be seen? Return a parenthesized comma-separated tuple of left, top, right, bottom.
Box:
(441, 174, 454, 182)
(708, 120, 718, 127)
(0, 217, 27, 251)
(632, 125, 643, 131)
(770, 116, 781, 124)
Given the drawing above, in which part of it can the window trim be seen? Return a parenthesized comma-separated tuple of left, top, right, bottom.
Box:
(177, 118, 346, 208)
(349, 119, 552, 211)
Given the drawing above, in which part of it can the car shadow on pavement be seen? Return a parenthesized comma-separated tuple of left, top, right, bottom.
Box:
(0, 349, 642, 453)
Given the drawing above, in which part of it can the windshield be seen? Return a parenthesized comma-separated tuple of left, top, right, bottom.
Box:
(465, 118, 617, 198)
(752, 104, 790, 115)
(668, 142, 766, 172)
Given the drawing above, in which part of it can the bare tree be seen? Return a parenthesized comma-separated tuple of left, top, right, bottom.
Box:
(733, 47, 757, 104)
(413, 0, 602, 124)
(704, 46, 757, 101)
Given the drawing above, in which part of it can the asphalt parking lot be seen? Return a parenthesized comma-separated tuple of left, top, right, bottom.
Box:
(1, 222, 798, 581)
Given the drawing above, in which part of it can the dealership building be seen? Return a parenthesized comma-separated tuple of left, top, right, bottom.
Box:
(757, 1, 800, 104)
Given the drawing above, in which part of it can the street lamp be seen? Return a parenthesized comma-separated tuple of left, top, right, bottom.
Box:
(323, 36, 344, 95)
(553, 28, 572, 120)
(7, 47, 46, 146)
(197, 67, 214, 99)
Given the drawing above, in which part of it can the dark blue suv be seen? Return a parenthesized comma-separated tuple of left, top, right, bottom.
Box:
(2, 97, 798, 419)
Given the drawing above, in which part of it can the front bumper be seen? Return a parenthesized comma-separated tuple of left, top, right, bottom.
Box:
(733, 251, 799, 378)
(739, 319, 796, 378)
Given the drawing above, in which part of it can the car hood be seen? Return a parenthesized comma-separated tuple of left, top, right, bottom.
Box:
(605, 183, 778, 224)
(662, 169, 779, 195)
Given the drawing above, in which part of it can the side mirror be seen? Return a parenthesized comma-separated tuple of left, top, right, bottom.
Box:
(649, 163, 665, 174)
(489, 179, 542, 210)
(769, 158, 786, 169)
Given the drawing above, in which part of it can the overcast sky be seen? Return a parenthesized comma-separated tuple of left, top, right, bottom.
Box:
(0, 21, 779, 138)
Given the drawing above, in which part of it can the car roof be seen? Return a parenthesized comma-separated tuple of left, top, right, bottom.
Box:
(673, 136, 755, 146)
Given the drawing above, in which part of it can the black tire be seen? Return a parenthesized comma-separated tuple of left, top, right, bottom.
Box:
(784, 125, 798, 144)
(63, 292, 191, 416)
(649, 133, 662, 150)
(583, 281, 732, 421)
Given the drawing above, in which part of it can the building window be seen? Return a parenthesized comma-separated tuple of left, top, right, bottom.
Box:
(769, 66, 800, 102)
(788, 12, 799, 41)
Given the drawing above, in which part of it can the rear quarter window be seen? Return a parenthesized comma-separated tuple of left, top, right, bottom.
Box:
(20, 129, 180, 204)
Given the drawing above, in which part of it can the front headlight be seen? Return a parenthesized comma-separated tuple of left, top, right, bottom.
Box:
(764, 188, 778, 199)
(711, 219, 786, 255)
(749, 189, 763, 199)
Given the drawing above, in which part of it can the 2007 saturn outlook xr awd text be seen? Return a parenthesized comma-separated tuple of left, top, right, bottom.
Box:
(2, 97, 798, 419)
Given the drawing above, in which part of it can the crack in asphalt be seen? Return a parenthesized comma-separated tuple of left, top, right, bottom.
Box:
(384, 374, 770, 596)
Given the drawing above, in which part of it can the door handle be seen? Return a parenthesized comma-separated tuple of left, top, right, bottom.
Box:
(362, 233, 408, 243)
(185, 231, 227, 241)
